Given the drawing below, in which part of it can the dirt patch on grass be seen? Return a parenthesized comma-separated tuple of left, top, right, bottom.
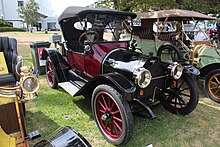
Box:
(0, 31, 59, 56)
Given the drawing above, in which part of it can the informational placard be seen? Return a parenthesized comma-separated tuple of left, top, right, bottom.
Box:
(38, 48, 46, 66)
(0, 52, 9, 75)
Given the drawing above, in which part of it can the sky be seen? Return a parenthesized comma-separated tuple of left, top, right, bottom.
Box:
(48, 0, 98, 16)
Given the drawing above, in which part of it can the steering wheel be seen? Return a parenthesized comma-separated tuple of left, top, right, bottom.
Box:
(78, 30, 99, 46)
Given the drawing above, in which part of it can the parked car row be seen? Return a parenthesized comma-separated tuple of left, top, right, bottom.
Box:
(133, 9, 220, 104)
(2, 6, 219, 147)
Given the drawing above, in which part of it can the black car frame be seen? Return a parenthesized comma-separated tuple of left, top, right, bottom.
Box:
(42, 6, 199, 145)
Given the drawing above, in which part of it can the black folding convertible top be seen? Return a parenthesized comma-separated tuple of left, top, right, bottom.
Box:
(58, 6, 137, 23)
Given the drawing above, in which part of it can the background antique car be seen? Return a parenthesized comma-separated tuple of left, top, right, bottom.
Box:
(133, 9, 220, 103)
(0, 36, 40, 146)
(42, 7, 199, 145)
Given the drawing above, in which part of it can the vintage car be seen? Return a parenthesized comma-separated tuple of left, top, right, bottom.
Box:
(0, 36, 40, 146)
(42, 7, 199, 145)
(133, 9, 220, 103)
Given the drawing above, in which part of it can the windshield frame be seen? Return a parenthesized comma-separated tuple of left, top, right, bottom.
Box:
(75, 13, 134, 44)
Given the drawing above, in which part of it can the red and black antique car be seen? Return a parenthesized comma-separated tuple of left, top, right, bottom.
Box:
(42, 6, 199, 145)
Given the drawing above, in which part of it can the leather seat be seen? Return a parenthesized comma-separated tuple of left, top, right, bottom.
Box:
(0, 36, 20, 86)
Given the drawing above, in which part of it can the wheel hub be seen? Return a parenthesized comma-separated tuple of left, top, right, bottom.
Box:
(101, 114, 108, 121)
(101, 110, 112, 121)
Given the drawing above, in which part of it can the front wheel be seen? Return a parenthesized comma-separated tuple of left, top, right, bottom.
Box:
(91, 85, 133, 146)
(204, 69, 220, 103)
(163, 74, 199, 115)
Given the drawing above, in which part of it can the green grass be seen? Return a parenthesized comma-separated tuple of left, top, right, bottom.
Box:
(26, 76, 110, 147)
(25, 75, 220, 147)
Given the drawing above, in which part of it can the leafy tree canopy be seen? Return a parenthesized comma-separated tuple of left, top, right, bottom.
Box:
(94, 0, 220, 16)
(17, 0, 40, 31)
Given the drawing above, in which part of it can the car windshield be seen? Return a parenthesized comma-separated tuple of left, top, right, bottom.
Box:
(153, 21, 178, 33)
(183, 21, 211, 41)
(75, 13, 133, 43)
(152, 20, 211, 41)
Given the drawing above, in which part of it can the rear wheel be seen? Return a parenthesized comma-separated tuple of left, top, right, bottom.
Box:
(163, 74, 199, 115)
(204, 69, 220, 103)
(92, 85, 133, 145)
(46, 56, 57, 89)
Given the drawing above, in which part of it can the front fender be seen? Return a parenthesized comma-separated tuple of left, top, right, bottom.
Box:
(42, 48, 69, 83)
(199, 63, 220, 77)
(74, 73, 136, 101)
(195, 45, 220, 68)
(157, 43, 183, 62)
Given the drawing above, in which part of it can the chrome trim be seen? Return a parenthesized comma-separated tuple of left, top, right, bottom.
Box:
(101, 48, 127, 74)
(133, 67, 152, 88)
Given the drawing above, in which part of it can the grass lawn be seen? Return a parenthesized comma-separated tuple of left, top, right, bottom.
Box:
(1, 32, 220, 146)
(26, 77, 220, 147)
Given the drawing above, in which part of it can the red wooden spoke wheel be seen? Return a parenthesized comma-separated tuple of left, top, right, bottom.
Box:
(96, 92, 122, 139)
(92, 85, 133, 146)
(46, 56, 57, 89)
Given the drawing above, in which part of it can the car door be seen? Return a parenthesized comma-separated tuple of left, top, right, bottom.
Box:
(66, 49, 85, 74)
(84, 44, 104, 78)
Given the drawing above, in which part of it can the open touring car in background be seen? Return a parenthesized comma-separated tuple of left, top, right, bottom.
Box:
(42, 6, 199, 145)
(133, 9, 220, 103)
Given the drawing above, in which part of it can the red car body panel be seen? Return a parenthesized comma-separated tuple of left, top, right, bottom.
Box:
(66, 42, 129, 78)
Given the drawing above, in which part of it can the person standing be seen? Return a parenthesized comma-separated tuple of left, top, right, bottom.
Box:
(216, 21, 220, 45)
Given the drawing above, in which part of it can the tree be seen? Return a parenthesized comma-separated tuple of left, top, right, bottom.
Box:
(94, 0, 220, 15)
(17, 0, 40, 32)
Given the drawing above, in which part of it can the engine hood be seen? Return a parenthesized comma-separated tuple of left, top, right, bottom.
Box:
(195, 45, 220, 68)
(102, 48, 148, 74)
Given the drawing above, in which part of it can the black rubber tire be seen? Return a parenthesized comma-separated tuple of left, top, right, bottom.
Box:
(204, 69, 220, 103)
(157, 44, 183, 63)
(91, 84, 133, 146)
(45, 56, 58, 89)
(163, 74, 199, 115)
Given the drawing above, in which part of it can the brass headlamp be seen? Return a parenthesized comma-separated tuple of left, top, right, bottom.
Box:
(19, 65, 39, 100)
(14, 59, 39, 100)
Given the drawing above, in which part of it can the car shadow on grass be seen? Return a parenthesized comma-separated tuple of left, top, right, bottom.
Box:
(25, 111, 60, 146)
(71, 95, 93, 119)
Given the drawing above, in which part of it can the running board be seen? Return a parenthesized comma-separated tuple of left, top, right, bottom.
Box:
(58, 82, 80, 96)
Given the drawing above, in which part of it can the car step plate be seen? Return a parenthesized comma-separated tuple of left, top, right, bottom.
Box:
(58, 82, 79, 96)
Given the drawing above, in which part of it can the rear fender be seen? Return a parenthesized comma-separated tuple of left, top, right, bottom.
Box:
(42, 48, 69, 83)
(74, 73, 136, 101)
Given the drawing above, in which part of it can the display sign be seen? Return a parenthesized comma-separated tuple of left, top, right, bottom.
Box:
(38, 48, 46, 66)
(0, 52, 9, 75)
